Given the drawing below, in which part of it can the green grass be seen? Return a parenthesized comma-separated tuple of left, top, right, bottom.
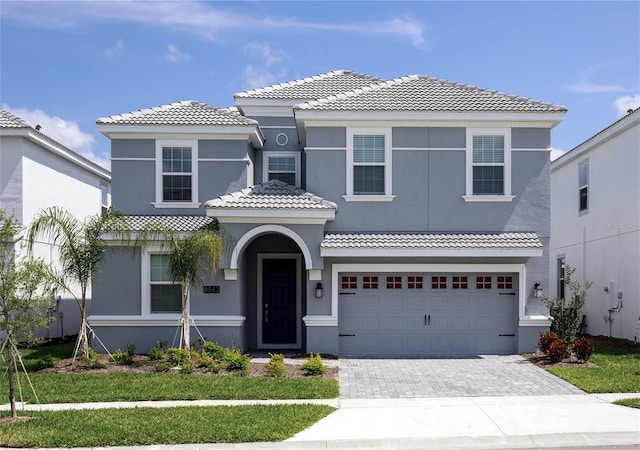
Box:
(0, 404, 336, 447)
(1, 372, 338, 403)
(546, 343, 640, 393)
(614, 398, 640, 409)
(5, 341, 75, 372)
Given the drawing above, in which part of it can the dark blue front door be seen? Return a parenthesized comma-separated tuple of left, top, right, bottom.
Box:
(262, 259, 296, 345)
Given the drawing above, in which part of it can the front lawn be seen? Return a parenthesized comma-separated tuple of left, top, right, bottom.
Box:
(614, 398, 640, 409)
(0, 404, 335, 447)
(545, 340, 640, 393)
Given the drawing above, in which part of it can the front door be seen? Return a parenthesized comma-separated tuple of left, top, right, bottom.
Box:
(262, 258, 297, 345)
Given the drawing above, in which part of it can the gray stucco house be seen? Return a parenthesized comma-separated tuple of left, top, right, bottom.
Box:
(90, 70, 566, 356)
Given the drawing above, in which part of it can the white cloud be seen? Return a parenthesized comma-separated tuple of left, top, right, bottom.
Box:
(1, 104, 109, 170)
(103, 39, 125, 58)
(1, 1, 429, 49)
(161, 44, 191, 63)
(242, 64, 287, 90)
(613, 94, 640, 116)
(566, 81, 626, 94)
(244, 43, 287, 67)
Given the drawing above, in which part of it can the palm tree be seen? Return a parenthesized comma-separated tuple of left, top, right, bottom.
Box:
(137, 223, 224, 350)
(26, 206, 129, 358)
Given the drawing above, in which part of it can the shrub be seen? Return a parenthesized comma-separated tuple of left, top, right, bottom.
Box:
(202, 342, 226, 361)
(181, 362, 195, 374)
(572, 336, 595, 362)
(167, 347, 198, 365)
(109, 349, 132, 365)
(266, 353, 286, 377)
(538, 331, 557, 354)
(148, 345, 165, 361)
(302, 353, 326, 376)
(198, 353, 221, 372)
(153, 363, 171, 372)
(124, 342, 136, 356)
(224, 348, 250, 375)
(548, 339, 567, 363)
(36, 354, 55, 370)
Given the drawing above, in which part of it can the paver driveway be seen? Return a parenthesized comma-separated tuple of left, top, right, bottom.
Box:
(339, 355, 585, 398)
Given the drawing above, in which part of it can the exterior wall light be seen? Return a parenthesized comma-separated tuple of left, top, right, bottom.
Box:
(315, 282, 324, 299)
(533, 283, 543, 298)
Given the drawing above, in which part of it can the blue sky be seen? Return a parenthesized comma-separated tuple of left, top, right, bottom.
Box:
(1, 1, 638, 169)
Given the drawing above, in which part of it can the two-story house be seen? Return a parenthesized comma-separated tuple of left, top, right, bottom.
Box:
(90, 70, 566, 356)
(550, 108, 639, 344)
(0, 108, 111, 338)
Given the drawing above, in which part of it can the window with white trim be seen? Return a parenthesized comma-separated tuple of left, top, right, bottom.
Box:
(155, 140, 198, 206)
(465, 129, 512, 201)
(579, 160, 588, 213)
(346, 129, 392, 199)
(100, 182, 110, 213)
(263, 152, 299, 187)
(149, 254, 182, 313)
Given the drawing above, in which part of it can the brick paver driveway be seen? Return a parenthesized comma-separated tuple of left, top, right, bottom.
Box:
(339, 355, 585, 398)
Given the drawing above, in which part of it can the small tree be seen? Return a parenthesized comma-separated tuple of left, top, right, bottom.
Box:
(0, 210, 54, 418)
(25, 206, 129, 358)
(542, 265, 592, 351)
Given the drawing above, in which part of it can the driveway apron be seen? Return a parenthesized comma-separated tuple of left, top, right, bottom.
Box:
(338, 355, 585, 398)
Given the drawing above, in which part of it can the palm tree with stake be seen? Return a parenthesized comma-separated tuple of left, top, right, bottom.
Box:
(26, 206, 129, 358)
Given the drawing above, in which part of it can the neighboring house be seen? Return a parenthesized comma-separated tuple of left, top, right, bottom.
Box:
(91, 70, 566, 356)
(550, 108, 640, 343)
(0, 108, 111, 338)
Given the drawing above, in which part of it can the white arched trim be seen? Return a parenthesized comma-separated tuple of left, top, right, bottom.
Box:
(229, 224, 313, 270)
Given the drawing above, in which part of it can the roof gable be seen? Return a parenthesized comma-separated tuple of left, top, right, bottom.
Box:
(0, 109, 32, 128)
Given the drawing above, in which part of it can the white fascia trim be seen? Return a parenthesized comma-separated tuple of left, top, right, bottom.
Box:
(237, 105, 295, 118)
(211, 209, 335, 221)
(294, 111, 566, 126)
(519, 316, 552, 326)
(303, 315, 338, 327)
(217, 216, 331, 225)
(98, 126, 264, 148)
(331, 263, 528, 324)
(320, 248, 543, 258)
(462, 195, 516, 203)
(259, 125, 297, 129)
(342, 195, 396, 202)
(152, 202, 203, 209)
(88, 315, 246, 327)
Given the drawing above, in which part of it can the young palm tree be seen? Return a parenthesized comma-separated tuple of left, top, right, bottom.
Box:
(26, 206, 129, 358)
(138, 223, 224, 350)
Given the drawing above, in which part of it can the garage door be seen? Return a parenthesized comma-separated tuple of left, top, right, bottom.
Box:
(338, 273, 518, 357)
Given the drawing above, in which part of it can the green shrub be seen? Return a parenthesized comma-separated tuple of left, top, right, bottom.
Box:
(167, 347, 198, 365)
(124, 342, 136, 356)
(224, 348, 250, 375)
(198, 353, 221, 372)
(302, 353, 326, 376)
(572, 336, 595, 362)
(109, 349, 132, 365)
(36, 354, 56, 370)
(548, 339, 567, 363)
(181, 362, 195, 374)
(538, 331, 557, 354)
(266, 353, 286, 377)
(148, 345, 165, 361)
(202, 342, 226, 361)
(153, 363, 171, 372)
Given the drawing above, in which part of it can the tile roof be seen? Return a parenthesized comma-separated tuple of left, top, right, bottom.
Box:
(97, 101, 259, 126)
(205, 180, 337, 211)
(321, 232, 543, 250)
(295, 75, 567, 113)
(234, 70, 384, 100)
(0, 109, 32, 128)
(124, 215, 217, 232)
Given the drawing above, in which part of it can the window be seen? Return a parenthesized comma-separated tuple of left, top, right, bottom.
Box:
(579, 160, 588, 212)
(497, 276, 513, 289)
(464, 129, 513, 202)
(476, 276, 492, 289)
(155, 140, 198, 207)
(557, 258, 566, 300)
(341, 276, 357, 289)
(386, 276, 402, 289)
(150, 254, 181, 313)
(408, 276, 423, 289)
(431, 276, 446, 289)
(264, 152, 299, 187)
(452, 276, 468, 289)
(363, 276, 378, 289)
(100, 183, 110, 213)
(345, 129, 393, 200)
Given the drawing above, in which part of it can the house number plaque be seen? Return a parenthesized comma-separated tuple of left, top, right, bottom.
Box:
(203, 286, 220, 294)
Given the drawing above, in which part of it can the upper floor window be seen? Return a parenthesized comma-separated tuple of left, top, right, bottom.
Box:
(100, 182, 110, 213)
(264, 152, 299, 187)
(155, 140, 199, 208)
(464, 129, 513, 202)
(579, 160, 588, 213)
(557, 258, 566, 300)
(345, 129, 393, 201)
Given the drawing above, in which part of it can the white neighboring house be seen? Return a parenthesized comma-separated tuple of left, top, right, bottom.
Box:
(0, 108, 111, 338)
(550, 108, 640, 343)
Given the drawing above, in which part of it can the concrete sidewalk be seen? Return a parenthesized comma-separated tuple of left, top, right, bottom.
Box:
(4, 393, 640, 449)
